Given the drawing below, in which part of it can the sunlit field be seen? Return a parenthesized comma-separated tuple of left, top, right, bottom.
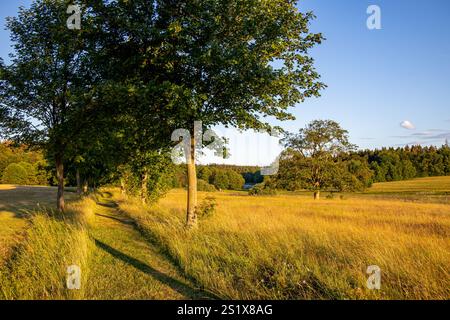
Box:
(0, 177, 449, 300)
(119, 177, 450, 300)
(0, 185, 77, 262)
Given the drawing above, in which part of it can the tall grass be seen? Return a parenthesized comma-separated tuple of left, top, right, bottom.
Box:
(0, 197, 96, 300)
(118, 189, 450, 300)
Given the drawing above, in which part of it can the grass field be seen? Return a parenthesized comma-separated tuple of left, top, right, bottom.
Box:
(119, 177, 450, 299)
(0, 177, 449, 299)
(0, 185, 77, 262)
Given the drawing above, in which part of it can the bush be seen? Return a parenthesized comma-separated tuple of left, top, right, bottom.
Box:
(197, 179, 217, 192)
(197, 196, 217, 219)
(248, 183, 277, 196)
(2, 163, 28, 185)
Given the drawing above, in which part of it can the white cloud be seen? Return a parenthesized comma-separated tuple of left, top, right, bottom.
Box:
(400, 120, 415, 130)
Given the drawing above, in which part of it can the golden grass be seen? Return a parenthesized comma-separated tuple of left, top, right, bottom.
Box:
(118, 186, 450, 300)
(0, 185, 78, 263)
(0, 197, 96, 300)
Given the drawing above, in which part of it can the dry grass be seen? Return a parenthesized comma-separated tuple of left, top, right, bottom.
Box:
(0, 197, 96, 300)
(0, 185, 78, 263)
(0, 178, 449, 300)
(118, 182, 450, 300)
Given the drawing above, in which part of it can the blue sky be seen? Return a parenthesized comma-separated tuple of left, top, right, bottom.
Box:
(1, 1, 450, 166)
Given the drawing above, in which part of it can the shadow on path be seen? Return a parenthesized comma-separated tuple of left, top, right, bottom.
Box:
(94, 239, 214, 299)
(95, 213, 135, 226)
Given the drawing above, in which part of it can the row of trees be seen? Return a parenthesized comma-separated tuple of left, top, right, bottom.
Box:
(0, 0, 324, 227)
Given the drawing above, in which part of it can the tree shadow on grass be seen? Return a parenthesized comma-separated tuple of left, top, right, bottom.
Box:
(95, 213, 135, 226)
(94, 239, 217, 300)
(97, 201, 118, 209)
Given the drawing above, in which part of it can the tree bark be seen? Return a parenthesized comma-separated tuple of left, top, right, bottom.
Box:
(186, 134, 198, 228)
(76, 168, 82, 196)
(314, 190, 320, 200)
(55, 153, 65, 212)
(141, 171, 148, 204)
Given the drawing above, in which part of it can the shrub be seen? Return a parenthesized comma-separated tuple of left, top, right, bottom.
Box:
(248, 183, 277, 196)
(197, 179, 217, 192)
(1, 163, 28, 185)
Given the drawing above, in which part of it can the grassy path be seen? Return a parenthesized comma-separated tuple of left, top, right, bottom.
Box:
(85, 192, 210, 300)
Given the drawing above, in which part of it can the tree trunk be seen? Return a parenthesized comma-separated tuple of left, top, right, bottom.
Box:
(55, 154, 65, 212)
(76, 168, 82, 196)
(141, 171, 148, 204)
(186, 134, 198, 228)
(314, 190, 320, 200)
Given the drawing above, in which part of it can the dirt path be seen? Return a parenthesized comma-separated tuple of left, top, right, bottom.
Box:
(85, 192, 210, 300)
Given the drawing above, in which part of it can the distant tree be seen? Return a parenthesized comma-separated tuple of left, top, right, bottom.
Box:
(226, 170, 246, 190)
(210, 169, 230, 191)
(198, 166, 213, 182)
(197, 179, 217, 192)
(17, 161, 37, 185)
(281, 120, 356, 199)
(2, 163, 28, 185)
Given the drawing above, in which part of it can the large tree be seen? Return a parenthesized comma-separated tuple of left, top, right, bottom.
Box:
(98, 0, 325, 227)
(0, 0, 96, 211)
(281, 120, 357, 199)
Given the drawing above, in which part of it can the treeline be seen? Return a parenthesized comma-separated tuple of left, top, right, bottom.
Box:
(259, 120, 450, 198)
(358, 145, 450, 182)
(269, 143, 450, 196)
(0, 142, 49, 185)
(168, 164, 259, 191)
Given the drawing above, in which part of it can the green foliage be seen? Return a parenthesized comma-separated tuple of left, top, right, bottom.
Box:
(275, 120, 359, 195)
(363, 145, 450, 182)
(197, 179, 217, 192)
(208, 168, 245, 191)
(120, 152, 177, 204)
(17, 161, 37, 185)
(0, 142, 49, 184)
(248, 183, 277, 196)
(1, 163, 28, 185)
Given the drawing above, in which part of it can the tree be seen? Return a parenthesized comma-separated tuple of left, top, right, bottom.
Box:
(226, 170, 245, 190)
(17, 161, 38, 185)
(210, 169, 230, 190)
(158, 0, 324, 225)
(89, 0, 324, 226)
(282, 120, 356, 199)
(0, 0, 95, 212)
(2, 163, 28, 185)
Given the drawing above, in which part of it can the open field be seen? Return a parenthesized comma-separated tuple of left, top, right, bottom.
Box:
(0, 177, 449, 299)
(368, 176, 450, 194)
(119, 177, 450, 299)
(0, 185, 77, 262)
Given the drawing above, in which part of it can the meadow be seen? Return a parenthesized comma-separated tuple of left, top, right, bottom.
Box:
(0, 177, 449, 299)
